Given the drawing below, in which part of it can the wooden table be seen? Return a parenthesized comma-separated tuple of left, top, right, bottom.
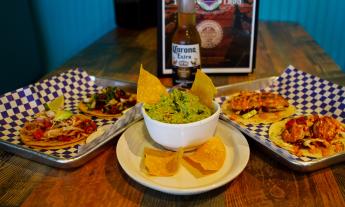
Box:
(1, 22, 345, 207)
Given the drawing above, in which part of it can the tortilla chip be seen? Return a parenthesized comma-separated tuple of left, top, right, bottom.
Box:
(78, 102, 121, 119)
(184, 136, 226, 172)
(190, 69, 217, 108)
(144, 147, 183, 176)
(221, 93, 296, 125)
(137, 65, 168, 104)
(181, 157, 214, 177)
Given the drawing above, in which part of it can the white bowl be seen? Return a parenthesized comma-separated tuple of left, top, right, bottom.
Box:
(142, 101, 220, 151)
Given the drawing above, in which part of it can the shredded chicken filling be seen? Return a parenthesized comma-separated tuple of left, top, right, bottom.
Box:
(21, 112, 97, 142)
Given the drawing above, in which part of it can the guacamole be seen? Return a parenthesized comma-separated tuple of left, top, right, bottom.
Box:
(144, 89, 212, 124)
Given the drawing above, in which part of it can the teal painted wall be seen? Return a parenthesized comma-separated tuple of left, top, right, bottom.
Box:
(31, 0, 344, 73)
(31, 0, 116, 72)
(0, 1, 44, 95)
(259, 0, 345, 72)
(1, 0, 343, 95)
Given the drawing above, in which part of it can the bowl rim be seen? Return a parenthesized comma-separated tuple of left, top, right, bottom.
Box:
(142, 101, 220, 127)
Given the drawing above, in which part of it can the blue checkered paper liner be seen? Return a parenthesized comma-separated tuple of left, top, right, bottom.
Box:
(216, 65, 345, 162)
(0, 68, 140, 159)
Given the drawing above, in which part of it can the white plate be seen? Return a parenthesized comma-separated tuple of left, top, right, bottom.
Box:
(116, 120, 250, 195)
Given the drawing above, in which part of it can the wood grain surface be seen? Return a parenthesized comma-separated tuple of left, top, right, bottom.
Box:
(0, 22, 344, 207)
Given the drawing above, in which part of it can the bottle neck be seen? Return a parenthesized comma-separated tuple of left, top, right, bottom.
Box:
(178, 12, 196, 27)
(177, 0, 195, 13)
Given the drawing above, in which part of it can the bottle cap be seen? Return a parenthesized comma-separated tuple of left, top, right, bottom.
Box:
(177, 0, 195, 13)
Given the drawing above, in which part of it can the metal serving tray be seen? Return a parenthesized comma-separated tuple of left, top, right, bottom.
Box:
(0, 69, 142, 168)
(216, 66, 345, 172)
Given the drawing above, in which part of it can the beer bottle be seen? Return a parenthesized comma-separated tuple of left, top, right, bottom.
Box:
(171, 0, 201, 88)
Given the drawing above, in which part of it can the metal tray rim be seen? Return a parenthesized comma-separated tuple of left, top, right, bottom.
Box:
(0, 77, 139, 169)
(216, 76, 345, 172)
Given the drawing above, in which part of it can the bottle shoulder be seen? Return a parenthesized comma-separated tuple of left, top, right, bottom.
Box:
(172, 27, 201, 45)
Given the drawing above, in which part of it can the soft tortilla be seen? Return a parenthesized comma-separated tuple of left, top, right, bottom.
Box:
(78, 102, 122, 119)
(269, 117, 345, 158)
(20, 133, 87, 150)
(20, 114, 95, 150)
(221, 93, 296, 125)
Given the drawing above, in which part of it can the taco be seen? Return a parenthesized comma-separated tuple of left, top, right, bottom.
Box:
(20, 111, 97, 149)
(79, 86, 136, 118)
(221, 91, 296, 125)
(269, 114, 345, 158)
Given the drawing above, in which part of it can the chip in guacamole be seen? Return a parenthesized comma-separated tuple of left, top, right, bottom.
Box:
(144, 89, 212, 124)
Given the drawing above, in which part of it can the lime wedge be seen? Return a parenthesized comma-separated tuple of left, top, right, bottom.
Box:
(242, 109, 257, 119)
(54, 110, 73, 121)
(45, 96, 65, 111)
